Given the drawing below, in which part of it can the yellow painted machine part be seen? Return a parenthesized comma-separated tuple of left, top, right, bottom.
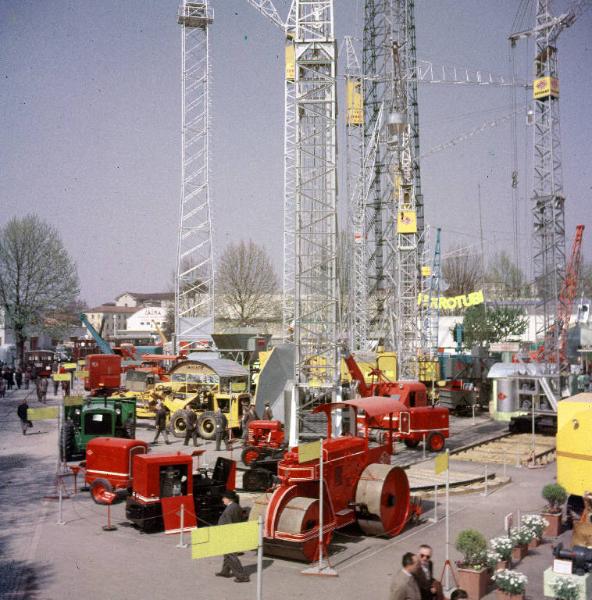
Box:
(346, 78, 364, 126)
(557, 394, 592, 497)
(285, 43, 295, 81)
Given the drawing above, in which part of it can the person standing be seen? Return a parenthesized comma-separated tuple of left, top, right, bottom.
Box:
(215, 491, 250, 583)
(214, 407, 229, 451)
(389, 553, 422, 600)
(52, 373, 60, 396)
(24, 367, 31, 390)
(262, 402, 273, 420)
(183, 408, 199, 447)
(38, 377, 48, 403)
(0, 377, 6, 398)
(414, 544, 443, 600)
(17, 399, 30, 435)
(4, 367, 13, 391)
(14, 368, 23, 390)
(152, 403, 171, 445)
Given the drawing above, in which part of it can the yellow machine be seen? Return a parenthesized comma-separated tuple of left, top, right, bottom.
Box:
(557, 393, 592, 546)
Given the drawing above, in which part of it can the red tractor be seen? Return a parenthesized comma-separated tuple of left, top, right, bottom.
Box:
(249, 397, 420, 562)
(241, 420, 286, 466)
(83, 437, 236, 532)
(343, 348, 450, 452)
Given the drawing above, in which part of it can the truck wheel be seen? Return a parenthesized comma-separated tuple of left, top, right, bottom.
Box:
(197, 411, 216, 440)
(241, 446, 262, 466)
(60, 420, 75, 461)
(171, 410, 188, 439)
(426, 431, 445, 453)
(90, 478, 115, 505)
(404, 439, 420, 449)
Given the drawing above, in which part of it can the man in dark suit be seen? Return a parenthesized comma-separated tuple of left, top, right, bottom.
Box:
(414, 544, 443, 600)
(215, 491, 249, 583)
(389, 552, 421, 600)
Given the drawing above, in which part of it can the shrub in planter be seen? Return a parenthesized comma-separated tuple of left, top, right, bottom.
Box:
(490, 536, 513, 562)
(521, 514, 548, 547)
(550, 575, 579, 600)
(542, 483, 567, 513)
(455, 529, 488, 569)
(492, 569, 528, 596)
(509, 527, 533, 561)
(486, 550, 503, 571)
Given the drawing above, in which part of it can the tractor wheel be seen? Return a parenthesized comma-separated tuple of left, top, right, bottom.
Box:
(426, 431, 445, 453)
(171, 410, 189, 439)
(197, 411, 216, 440)
(90, 478, 115, 505)
(241, 446, 262, 466)
(60, 420, 75, 462)
(404, 438, 420, 449)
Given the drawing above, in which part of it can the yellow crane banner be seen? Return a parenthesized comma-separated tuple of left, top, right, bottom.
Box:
(417, 289, 485, 311)
(191, 521, 259, 559)
(28, 407, 59, 420)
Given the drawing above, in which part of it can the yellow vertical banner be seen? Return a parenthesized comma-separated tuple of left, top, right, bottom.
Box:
(285, 43, 295, 81)
(346, 78, 364, 126)
(298, 439, 322, 463)
(28, 406, 59, 420)
(191, 521, 259, 559)
(435, 452, 449, 475)
(397, 210, 417, 234)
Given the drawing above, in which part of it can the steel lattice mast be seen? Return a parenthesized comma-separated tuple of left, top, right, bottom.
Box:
(175, 2, 215, 350)
(289, 0, 338, 444)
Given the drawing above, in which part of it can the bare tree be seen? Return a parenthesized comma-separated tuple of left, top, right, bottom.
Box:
(486, 251, 527, 299)
(0, 215, 80, 362)
(217, 240, 279, 326)
(442, 247, 483, 297)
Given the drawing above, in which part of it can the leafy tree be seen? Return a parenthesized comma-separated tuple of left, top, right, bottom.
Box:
(161, 304, 175, 341)
(462, 305, 528, 348)
(0, 215, 80, 363)
(216, 240, 279, 326)
(442, 247, 483, 296)
(486, 251, 527, 299)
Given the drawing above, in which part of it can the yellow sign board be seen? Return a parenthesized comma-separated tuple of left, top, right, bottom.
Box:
(52, 373, 71, 382)
(346, 78, 364, 126)
(28, 406, 59, 420)
(533, 76, 559, 99)
(63, 363, 77, 370)
(285, 43, 295, 81)
(75, 370, 89, 378)
(397, 210, 417, 234)
(421, 265, 432, 278)
(64, 396, 83, 407)
(298, 439, 321, 464)
(435, 452, 449, 475)
(191, 521, 258, 559)
(418, 289, 485, 312)
(78, 360, 86, 366)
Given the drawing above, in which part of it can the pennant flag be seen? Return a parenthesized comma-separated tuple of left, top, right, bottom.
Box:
(435, 452, 449, 475)
(298, 439, 322, 464)
(28, 406, 59, 420)
(191, 521, 258, 559)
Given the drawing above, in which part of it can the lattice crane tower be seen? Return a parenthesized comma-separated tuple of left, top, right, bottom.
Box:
(363, 0, 422, 378)
(175, 2, 215, 350)
(509, 0, 585, 369)
(290, 0, 338, 444)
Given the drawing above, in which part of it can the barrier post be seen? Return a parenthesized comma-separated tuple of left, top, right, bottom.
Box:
(481, 464, 489, 497)
(422, 433, 426, 460)
(257, 516, 263, 600)
(430, 484, 438, 523)
(177, 503, 188, 548)
(56, 477, 65, 525)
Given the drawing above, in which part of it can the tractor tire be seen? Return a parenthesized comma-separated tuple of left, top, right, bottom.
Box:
(90, 478, 115, 505)
(241, 446, 263, 466)
(60, 420, 75, 462)
(426, 431, 445, 453)
(404, 438, 420, 449)
(197, 411, 216, 440)
(171, 410, 189, 439)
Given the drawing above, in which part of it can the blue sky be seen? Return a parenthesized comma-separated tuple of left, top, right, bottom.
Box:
(1, 0, 590, 306)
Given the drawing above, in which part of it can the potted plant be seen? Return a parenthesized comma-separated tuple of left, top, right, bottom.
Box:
(490, 536, 513, 570)
(509, 527, 533, 562)
(542, 483, 567, 537)
(550, 575, 580, 600)
(455, 529, 489, 599)
(520, 513, 549, 548)
(492, 569, 528, 599)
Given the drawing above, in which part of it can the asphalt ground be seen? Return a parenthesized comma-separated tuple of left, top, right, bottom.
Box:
(0, 386, 566, 600)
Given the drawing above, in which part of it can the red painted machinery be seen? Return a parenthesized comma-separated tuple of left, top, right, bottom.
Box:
(84, 354, 122, 392)
(83, 437, 236, 532)
(344, 348, 449, 451)
(249, 397, 420, 562)
(241, 420, 286, 466)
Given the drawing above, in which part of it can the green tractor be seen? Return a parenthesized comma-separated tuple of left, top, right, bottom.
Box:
(60, 396, 137, 461)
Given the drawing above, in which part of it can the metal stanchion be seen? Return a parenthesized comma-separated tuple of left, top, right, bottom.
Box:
(257, 516, 263, 600)
(177, 503, 188, 548)
(430, 484, 438, 523)
(422, 433, 426, 460)
(57, 477, 65, 525)
(472, 404, 476, 425)
(103, 504, 117, 532)
(481, 465, 489, 497)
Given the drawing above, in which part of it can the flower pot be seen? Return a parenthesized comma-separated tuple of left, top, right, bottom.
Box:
(511, 544, 528, 562)
(542, 512, 562, 538)
(494, 591, 524, 600)
(495, 560, 508, 571)
(528, 536, 541, 549)
(457, 567, 489, 600)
